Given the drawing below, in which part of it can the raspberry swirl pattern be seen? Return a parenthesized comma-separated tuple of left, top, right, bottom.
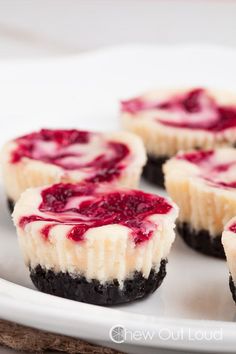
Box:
(11, 129, 130, 182)
(18, 183, 173, 245)
(176, 149, 236, 190)
(2, 129, 146, 202)
(229, 223, 236, 233)
(122, 88, 236, 132)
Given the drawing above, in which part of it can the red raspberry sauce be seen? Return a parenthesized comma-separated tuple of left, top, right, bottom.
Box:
(19, 183, 172, 245)
(229, 224, 236, 233)
(121, 89, 236, 132)
(11, 129, 129, 183)
(177, 150, 214, 164)
(178, 150, 236, 189)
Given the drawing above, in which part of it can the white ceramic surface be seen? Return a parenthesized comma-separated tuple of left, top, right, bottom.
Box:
(0, 45, 236, 353)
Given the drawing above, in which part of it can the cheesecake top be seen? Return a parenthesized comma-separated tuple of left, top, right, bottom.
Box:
(14, 182, 176, 245)
(121, 88, 236, 133)
(229, 223, 236, 233)
(224, 216, 236, 234)
(8, 128, 143, 183)
(173, 148, 236, 190)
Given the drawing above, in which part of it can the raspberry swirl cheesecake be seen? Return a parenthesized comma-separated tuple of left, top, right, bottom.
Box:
(164, 148, 236, 258)
(1, 129, 146, 211)
(13, 182, 178, 305)
(222, 218, 236, 303)
(121, 88, 236, 187)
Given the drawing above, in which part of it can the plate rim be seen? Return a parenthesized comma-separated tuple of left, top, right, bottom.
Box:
(1, 277, 236, 352)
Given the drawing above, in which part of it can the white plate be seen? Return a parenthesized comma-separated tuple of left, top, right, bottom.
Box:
(0, 44, 236, 353)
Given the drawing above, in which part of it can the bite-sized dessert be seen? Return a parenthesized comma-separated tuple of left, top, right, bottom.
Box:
(1, 129, 146, 211)
(222, 218, 236, 303)
(164, 148, 236, 258)
(121, 88, 236, 187)
(13, 182, 178, 306)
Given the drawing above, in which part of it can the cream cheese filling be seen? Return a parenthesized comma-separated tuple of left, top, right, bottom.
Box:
(13, 186, 178, 285)
(1, 131, 147, 202)
(164, 148, 236, 237)
(121, 88, 236, 157)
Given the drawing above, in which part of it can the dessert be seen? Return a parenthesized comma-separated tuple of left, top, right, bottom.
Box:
(222, 218, 236, 303)
(13, 182, 178, 306)
(121, 88, 236, 187)
(1, 129, 146, 211)
(164, 148, 236, 258)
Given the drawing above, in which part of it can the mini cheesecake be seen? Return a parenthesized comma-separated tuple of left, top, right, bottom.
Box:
(222, 218, 236, 303)
(1, 129, 146, 210)
(164, 148, 236, 258)
(121, 88, 236, 187)
(13, 182, 178, 306)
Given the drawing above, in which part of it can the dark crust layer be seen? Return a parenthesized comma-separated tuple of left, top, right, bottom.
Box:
(142, 155, 169, 188)
(7, 198, 14, 214)
(177, 222, 225, 259)
(30, 259, 167, 306)
(229, 276, 236, 303)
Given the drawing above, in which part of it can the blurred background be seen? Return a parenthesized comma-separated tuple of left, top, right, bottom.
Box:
(1, 0, 236, 58)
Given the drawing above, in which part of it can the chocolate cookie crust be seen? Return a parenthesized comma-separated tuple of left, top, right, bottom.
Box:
(177, 222, 225, 259)
(229, 276, 236, 303)
(142, 155, 169, 188)
(30, 259, 167, 306)
(7, 198, 14, 214)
